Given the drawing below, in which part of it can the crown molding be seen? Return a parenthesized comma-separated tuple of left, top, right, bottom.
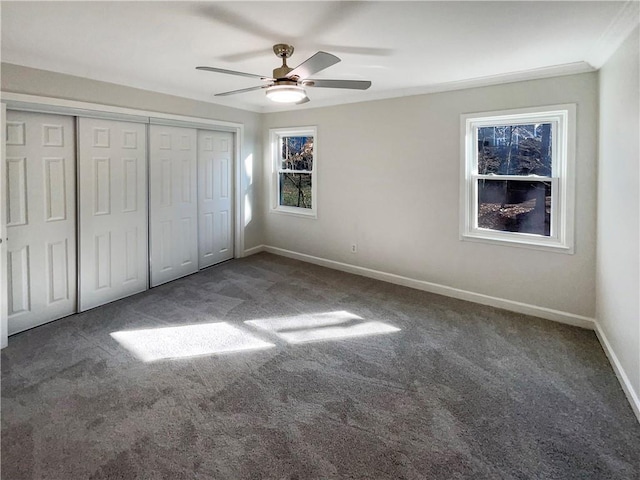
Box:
(262, 61, 596, 113)
(586, 0, 640, 68)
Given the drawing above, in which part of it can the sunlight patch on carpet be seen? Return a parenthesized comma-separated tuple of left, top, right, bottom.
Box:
(110, 322, 275, 362)
(245, 310, 400, 344)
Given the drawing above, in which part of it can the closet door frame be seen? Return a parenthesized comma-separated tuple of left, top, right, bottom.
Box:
(1, 93, 245, 346)
(1, 103, 8, 347)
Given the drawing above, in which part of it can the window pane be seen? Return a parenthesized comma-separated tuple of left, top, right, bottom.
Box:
(477, 179, 551, 236)
(281, 136, 313, 171)
(477, 124, 552, 176)
(279, 173, 312, 209)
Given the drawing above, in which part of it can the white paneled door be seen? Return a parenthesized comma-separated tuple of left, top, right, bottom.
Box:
(5, 111, 77, 334)
(198, 130, 234, 268)
(78, 117, 148, 311)
(149, 125, 198, 287)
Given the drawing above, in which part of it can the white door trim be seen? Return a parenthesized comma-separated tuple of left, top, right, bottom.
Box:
(1, 91, 246, 259)
(0, 103, 8, 348)
(2, 92, 241, 129)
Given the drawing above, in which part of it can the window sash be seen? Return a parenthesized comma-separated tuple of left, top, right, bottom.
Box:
(278, 168, 313, 174)
(471, 119, 559, 238)
(472, 120, 558, 177)
(277, 136, 314, 209)
(471, 177, 558, 238)
(278, 172, 313, 209)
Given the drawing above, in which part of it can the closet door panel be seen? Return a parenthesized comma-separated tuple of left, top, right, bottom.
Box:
(149, 125, 198, 286)
(198, 130, 233, 269)
(78, 118, 147, 311)
(5, 111, 76, 334)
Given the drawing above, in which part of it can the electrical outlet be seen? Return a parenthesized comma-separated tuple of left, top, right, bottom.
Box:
(351, 244, 357, 253)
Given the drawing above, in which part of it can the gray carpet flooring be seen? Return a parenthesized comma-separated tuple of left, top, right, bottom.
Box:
(2, 252, 639, 479)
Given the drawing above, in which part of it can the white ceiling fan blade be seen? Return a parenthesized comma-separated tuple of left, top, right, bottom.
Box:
(305, 79, 372, 90)
(197, 66, 273, 81)
(287, 52, 340, 80)
(214, 85, 268, 97)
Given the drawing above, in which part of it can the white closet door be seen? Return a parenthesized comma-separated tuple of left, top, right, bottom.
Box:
(78, 117, 148, 311)
(5, 111, 76, 334)
(198, 130, 234, 268)
(149, 125, 198, 286)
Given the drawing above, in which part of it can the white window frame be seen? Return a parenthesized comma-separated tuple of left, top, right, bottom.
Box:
(460, 104, 576, 253)
(270, 126, 317, 218)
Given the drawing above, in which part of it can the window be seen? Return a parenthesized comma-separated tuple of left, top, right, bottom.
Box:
(460, 105, 575, 252)
(270, 126, 317, 217)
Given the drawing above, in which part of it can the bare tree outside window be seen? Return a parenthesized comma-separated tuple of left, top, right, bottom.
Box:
(279, 136, 313, 209)
(271, 126, 317, 218)
(476, 123, 553, 236)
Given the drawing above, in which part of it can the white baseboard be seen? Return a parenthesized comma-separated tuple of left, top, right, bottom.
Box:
(594, 323, 640, 422)
(262, 245, 595, 330)
(242, 244, 266, 257)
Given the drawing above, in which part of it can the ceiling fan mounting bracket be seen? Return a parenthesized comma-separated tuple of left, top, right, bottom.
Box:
(272, 44, 295, 79)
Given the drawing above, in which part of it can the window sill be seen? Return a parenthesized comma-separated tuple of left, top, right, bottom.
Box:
(270, 206, 317, 219)
(460, 230, 574, 254)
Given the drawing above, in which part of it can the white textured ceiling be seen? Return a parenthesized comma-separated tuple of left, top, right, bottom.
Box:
(1, 1, 637, 113)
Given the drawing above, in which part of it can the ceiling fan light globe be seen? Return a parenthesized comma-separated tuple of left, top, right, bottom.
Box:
(266, 85, 306, 103)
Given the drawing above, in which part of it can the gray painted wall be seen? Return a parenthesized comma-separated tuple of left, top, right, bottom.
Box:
(262, 73, 598, 319)
(1, 62, 264, 251)
(597, 27, 640, 412)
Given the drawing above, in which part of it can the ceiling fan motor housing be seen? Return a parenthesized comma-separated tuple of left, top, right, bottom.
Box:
(273, 65, 293, 79)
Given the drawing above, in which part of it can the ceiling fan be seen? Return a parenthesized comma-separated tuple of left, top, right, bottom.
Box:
(196, 44, 372, 104)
